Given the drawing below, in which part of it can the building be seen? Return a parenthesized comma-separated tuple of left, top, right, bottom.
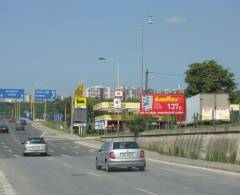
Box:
(86, 86, 114, 100)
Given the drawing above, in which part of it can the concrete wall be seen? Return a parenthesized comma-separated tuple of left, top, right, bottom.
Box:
(101, 133, 240, 164)
(138, 134, 240, 163)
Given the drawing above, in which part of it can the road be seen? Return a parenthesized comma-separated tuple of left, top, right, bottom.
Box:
(0, 119, 240, 195)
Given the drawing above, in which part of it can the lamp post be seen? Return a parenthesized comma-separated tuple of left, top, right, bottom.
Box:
(141, 15, 154, 92)
(98, 57, 120, 88)
(99, 57, 121, 133)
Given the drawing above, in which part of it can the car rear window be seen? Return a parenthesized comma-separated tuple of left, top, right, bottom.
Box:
(29, 138, 45, 144)
(113, 142, 140, 150)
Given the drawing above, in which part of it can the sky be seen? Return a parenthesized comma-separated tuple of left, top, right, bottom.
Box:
(1, 0, 240, 95)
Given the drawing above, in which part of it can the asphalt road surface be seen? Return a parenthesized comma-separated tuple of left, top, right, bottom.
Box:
(0, 119, 240, 195)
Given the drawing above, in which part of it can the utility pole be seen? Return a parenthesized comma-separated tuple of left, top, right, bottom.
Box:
(145, 68, 149, 93)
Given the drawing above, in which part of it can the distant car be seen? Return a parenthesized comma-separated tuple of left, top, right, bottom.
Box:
(9, 118, 16, 123)
(20, 119, 27, 125)
(0, 124, 9, 133)
(96, 141, 146, 172)
(23, 137, 48, 156)
(16, 123, 25, 131)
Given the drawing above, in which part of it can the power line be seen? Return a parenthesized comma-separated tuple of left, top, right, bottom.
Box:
(148, 71, 184, 77)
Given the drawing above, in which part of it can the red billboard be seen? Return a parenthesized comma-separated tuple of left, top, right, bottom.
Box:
(140, 94, 186, 115)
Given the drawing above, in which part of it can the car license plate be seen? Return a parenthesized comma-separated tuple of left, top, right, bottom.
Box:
(120, 153, 134, 157)
(32, 146, 41, 150)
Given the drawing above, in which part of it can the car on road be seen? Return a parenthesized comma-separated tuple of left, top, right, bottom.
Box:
(0, 124, 9, 133)
(9, 118, 16, 123)
(96, 141, 146, 172)
(16, 123, 25, 131)
(20, 119, 27, 125)
(23, 137, 48, 156)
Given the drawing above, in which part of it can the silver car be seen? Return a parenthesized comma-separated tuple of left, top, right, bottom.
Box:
(96, 141, 146, 172)
(23, 137, 48, 156)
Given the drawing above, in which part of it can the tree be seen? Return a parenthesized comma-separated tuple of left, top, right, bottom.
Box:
(126, 114, 147, 135)
(185, 60, 237, 98)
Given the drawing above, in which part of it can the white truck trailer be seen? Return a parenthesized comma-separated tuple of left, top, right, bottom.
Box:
(186, 93, 230, 124)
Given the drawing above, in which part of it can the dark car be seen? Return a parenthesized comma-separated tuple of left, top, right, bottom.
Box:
(0, 125, 9, 133)
(20, 119, 27, 125)
(16, 123, 25, 131)
(9, 118, 16, 123)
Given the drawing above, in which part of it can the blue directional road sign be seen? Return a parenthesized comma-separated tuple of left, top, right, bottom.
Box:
(34, 89, 57, 100)
(54, 113, 63, 122)
(0, 88, 24, 99)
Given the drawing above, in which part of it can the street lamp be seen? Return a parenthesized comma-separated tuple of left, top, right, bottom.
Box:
(98, 57, 120, 88)
(141, 15, 154, 92)
(98, 57, 121, 133)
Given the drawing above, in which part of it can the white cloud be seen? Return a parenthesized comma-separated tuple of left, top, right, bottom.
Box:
(166, 16, 187, 24)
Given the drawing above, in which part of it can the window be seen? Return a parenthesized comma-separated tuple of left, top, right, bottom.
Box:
(113, 142, 140, 150)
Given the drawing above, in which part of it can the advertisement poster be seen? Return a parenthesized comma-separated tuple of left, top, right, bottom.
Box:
(140, 94, 186, 115)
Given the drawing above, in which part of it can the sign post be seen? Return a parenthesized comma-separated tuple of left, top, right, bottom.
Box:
(34, 89, 57, 121)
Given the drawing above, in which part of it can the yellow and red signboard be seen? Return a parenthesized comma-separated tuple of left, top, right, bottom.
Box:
(140, 94, 186, 115)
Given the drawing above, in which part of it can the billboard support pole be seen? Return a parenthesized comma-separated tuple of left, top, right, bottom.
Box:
(70, 96, 74, 134)
(44, 100, 47, 120)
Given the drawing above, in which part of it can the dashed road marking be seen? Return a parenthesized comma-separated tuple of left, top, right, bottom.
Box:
(48, 143, 57, 147)
(136, 187, 158, 195)
(88, 172, 102, 177)
(13, 155, 20, 159)
(47, 157, 54, 161)
(73, 151, 79, 154)
(48, 149, 55, 153)
(63, 163, 72, 168)
(62, 154, 73, 159)
(7, 149, 12, 153)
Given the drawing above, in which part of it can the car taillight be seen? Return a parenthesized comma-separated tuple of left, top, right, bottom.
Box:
(108, 151, 115, 159)
(140, 150, 145, 158)
(24, 139, 30, 144)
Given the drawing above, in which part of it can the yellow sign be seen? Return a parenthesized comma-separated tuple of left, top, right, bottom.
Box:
(75, 97, 87, 108)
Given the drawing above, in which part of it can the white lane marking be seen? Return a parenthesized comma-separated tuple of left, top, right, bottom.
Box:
(47, 157, 54, 161)
(49, 143, 57, 147)
(1, 142, 5, 145)
(136, 187, 158, 195)
(14, 155, 20, 159)
(73, 151, 79, 154)
(89, 172, 102, 177)
(62, 154, 73, 159)
(3, 145, 8, 149)
(7, 149, 12, 153)
(0, 170, 17, 195)
(63, 143, 67, 145)
(48, 149, 55, 153)
(40, 132, 46, 137)
(75, 141, 99, 149)
(147, 158, 240, 177)
(63, 163, 72, 168)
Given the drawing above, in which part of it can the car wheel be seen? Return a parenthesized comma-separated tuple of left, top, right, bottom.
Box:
(127, 167, 132, 171)
(96, 161, 101, 170)
(105, 161, 111, 172)
(139, 166, 145, 171)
